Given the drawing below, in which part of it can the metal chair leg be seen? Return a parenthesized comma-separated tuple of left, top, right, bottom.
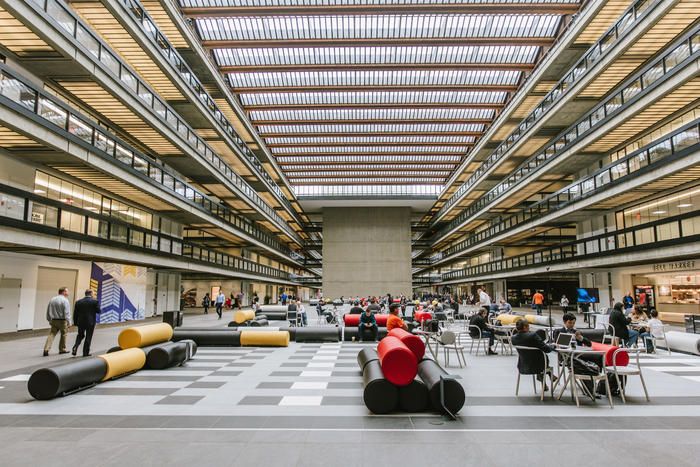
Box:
(516, 372, 520, 396)
(532, 375, 537, 393)
(604, 377, 614, 409)
(614, 372, 625, 404)
(639, 372, 650, 402)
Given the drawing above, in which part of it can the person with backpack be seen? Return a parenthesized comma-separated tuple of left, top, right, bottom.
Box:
(202, 293, 211, 315)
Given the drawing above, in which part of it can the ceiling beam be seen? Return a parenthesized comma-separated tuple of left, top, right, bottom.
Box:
(278, 160, 460, 166)
(267, 142, 474, 148)
(233, 85, 519, 93)
(221, 63, 534, 73)
(243, 103, 504, 111)
(259, 131, 484, 137)
(252, 118, 493, 125)
(203, 37, 553, 48)
(291, 179, 447, 185)
(182, 3, 581, 17)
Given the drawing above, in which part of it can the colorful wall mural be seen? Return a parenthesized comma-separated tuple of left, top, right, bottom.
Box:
(90, 263, 147, 323)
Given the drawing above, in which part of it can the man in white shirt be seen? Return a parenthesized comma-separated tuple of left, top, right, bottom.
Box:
(214, 290, 226, 319)
(478, 287, 491, 314)
(641, 309, 664, 353)
(43, 287, 71, 356)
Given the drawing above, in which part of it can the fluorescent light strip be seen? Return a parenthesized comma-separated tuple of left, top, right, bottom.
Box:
(249, 107, 495, 121)
(241, 90, 508, 106)
(265, 135, 477, 144)
(258, 123, 487, 134)
(271, 145, 468, 154)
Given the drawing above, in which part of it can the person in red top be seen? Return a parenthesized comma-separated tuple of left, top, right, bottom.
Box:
(386, 303, 408, 332)
(532, 291, 544, 316)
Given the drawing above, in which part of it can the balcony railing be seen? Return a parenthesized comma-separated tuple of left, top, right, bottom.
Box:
(429, 118, 700, 265)
(431, 25, 700, 243)
(0, 184, 297, 282)
(0, 63, 301, 264)
(441, 210, 700, 283)
(436, 0, 667, 222)
(23, 0, 301, 242)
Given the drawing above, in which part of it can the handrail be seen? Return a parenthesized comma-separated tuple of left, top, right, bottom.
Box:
(0, 62, 302, 264)
(21, 0, 302, 242)
(0, 184, 296, 282)
(112, 0, 299, 218)
(431, 24, 700, 243)
(428, 118, 700, 265)
(439, 210, 700, 282)
(435, 0, 666, 222)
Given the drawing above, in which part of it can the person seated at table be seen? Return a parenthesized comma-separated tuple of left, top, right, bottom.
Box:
(387, 304, 408, 332)
(358, 307, 378, 342)
(629, 305, 648, 332)
(349, 300, 364, 315)
(498, 299, 512, 314)
(640, 309, 663, 353)
(609, 302, 639, 346)
(553, 313, 592, 347)
(366, 298, 381, 314)
(468, 309, 497, 355)
(511, 319, 557, 389)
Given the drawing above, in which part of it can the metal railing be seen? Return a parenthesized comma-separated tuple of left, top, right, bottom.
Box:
(428, 119, 700, 265)
(22, 0, 301, 242)
(0, 184, 297, 282)
(431, 25, 700, 243)
(440, 210, 700, 283)
(435, 0, 666, 222)
(0, 63, 301, 264)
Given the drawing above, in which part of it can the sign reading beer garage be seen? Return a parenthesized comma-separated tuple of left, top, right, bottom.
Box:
(652, 260, 696, 272)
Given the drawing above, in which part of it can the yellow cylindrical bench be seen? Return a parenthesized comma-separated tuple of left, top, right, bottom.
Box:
(118, 323, 173, 349)
(496, 314, 521, 325)
(240, 330, 289, 347)
(98, 348, 146, 381)
(525, 314, 552, 326)
(233, 309, 255, 324)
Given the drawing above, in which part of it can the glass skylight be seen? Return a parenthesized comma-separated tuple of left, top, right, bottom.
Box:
(228, 69, 521, 87)
(181, 1, 579, 7)
(286, 170, 450, 177)
(290, 177, 446, 183)
(250, 107, 494, 121)
(271, 145, 468, 153)
(265, 135, 477, 144)
(240, 90, 507, 106)
(293, 184, 442, 197)
(215, 46, 538, 67)
(281, 164, 458, 170)
(196, 15, 561, 41)
(257, 123, 487, 133)
(276, 154, 462, 162)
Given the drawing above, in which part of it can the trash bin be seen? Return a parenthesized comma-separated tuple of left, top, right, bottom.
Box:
(163, 311, 183, 328)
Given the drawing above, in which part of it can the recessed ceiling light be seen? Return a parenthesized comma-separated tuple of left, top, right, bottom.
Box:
(678, 203, 692, 208)
(651, 210, 666, 214)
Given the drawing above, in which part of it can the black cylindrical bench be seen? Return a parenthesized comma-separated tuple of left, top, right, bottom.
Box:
(417, 358, 465, 414)
(28, 357, 108, 400)
(362, 359, 398, 414)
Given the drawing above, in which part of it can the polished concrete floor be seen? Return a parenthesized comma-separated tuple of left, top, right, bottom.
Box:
(0, 307, 699, 466)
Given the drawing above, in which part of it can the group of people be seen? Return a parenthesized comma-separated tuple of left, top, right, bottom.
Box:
(202, 290, 246, 319)
(43, 287, 101, 357)
(357, 302, 408, 342)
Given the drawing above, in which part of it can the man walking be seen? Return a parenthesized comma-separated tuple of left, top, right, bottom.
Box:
(532, 290, 544, 316)
(72, 289, 101, 357)
(215, 290, 225, 319)
(43, 287, 71, 356)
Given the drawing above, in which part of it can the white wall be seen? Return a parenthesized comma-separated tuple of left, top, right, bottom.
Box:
(0, 251, 91, 330)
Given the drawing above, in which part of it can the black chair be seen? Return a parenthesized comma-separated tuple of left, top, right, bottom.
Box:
(513, 345, 555, 401)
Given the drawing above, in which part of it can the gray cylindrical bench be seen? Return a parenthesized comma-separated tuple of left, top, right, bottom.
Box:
(664, 331, 700, 355)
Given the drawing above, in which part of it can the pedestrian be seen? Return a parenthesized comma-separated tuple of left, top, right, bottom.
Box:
(72, 289, 101, 357)
(202, 293, 211, 315)
(560, 294, 569, 313)
(532, 290, 544, 315)
(43, 287, 71, 356)
(215, 289, 225, 319)
(477, 287, 491, 314)
(236, 291, 243, 310)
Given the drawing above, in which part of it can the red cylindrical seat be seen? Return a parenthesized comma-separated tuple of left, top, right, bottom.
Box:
(377, 336, 418, 386)
(388, 328, 425, 361)
(414, 311, 432, 323)
(344, 314, 389, 327)
(591, 342, 629, 367)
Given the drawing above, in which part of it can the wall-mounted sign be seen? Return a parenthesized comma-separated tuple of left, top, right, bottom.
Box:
(652, 260, 696, 272)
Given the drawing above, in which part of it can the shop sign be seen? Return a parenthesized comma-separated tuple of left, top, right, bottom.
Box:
(652, 260, 696, 272)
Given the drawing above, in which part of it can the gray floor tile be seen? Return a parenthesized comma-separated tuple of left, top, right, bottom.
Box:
(155, 395, 204, 405)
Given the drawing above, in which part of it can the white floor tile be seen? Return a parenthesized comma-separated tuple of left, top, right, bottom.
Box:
(279, 396, 323, 406)
(291, 382, 328, 390)
(307, 362, 334, 368)
(300, 371, 332, 377)
(1, 374, 30, 381)
(311, 356, 338, 361)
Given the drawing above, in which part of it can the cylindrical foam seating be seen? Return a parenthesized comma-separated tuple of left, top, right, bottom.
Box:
(496, 314, 521, 325)
(118, 323, 173, 349)
(342, 327, 388, 342)
(362, 360, 398, 415)
(417, 358, 465, 414)
(259, 305, 287, 313)
(240, 330, 289, 347)
(146, 341, 189, 370)
(250, 318, 269, 327)
(664, 331, 700, 355)
(98, 348, 146, 381)
(590, 342, 630, 366)
(179, 339, 198, 359)
(172, 329, 241, 346)
(377, 336, 418, 386)
(388, 328, 425, 361)
(294, 326, 340, 342)
(27, 357, 108, 400)
(357, 348, 379, 372)
(578, 329, 605, 343)
(414, 311, 432, 323)
(233, 309, 255, 324)
(525, 314, 552, 326)
(343, 314, 389, 327)
(258, 312, 287, 320)
(254, 315, 268, 321)
(106, 346, 122, 354)
(228, 320, 243, 327)
(398, 377, 429, 412)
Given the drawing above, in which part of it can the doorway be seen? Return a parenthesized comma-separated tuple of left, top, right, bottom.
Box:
(0, 278, 21, 333)
(34, 267, 78, 329)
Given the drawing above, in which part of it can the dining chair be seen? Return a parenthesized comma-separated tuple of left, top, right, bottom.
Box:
(605, 347, 650, 403)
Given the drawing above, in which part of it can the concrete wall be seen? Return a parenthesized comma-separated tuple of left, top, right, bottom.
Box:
(322, 207, 412, 298)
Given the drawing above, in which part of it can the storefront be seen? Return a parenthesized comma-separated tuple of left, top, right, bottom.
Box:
(631, 260, 700, 315)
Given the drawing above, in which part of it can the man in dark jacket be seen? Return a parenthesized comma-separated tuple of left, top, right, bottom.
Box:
(609, 302, 638, 346)
(358, 308, 378, 342)
(468, 309, 497, 355)
(553, 313, 592, 346)
(349, 300, 364, 315)
(72, 290, 101, 357)
(511, 319, 557, 389)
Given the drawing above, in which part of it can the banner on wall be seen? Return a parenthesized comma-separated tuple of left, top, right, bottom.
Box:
(91, 262, 147, 323)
